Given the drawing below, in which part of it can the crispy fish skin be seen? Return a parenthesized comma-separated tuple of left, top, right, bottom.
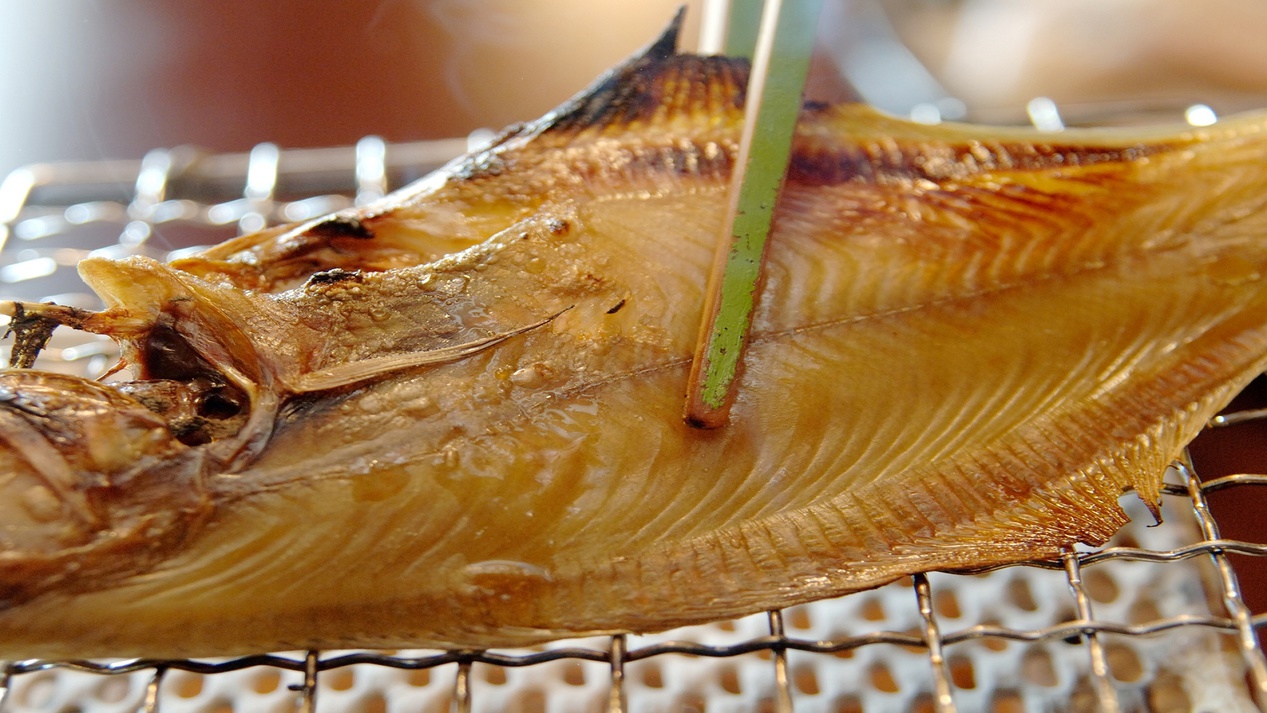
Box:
(5, 23, 1267, 657)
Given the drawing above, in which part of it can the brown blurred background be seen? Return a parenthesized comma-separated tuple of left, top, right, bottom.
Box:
(2, 0, 1267, 608)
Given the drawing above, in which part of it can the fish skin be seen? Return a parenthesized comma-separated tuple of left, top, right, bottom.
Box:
(4, 21, 1267, 657)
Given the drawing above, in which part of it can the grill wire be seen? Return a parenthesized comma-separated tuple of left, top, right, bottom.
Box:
(1, 123, 1267, 713)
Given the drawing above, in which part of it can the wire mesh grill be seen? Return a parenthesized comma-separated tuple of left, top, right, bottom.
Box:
(1, 132, 1266, 713)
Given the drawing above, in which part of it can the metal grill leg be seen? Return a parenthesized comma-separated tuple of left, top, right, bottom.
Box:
(452, 659, 473, 713)
(768, 610, 794, 713)
(140, 666, 165, 713)
(1062, 550, 1120, 713)
(608, 634, 628, 713)
(914, 574, 957, 712)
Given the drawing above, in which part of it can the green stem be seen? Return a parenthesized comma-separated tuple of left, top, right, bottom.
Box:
(687, 0, 824, 426)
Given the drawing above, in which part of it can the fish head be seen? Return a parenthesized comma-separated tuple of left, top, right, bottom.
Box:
(0, 369, 210, 606)
(0, 255, 296, 605)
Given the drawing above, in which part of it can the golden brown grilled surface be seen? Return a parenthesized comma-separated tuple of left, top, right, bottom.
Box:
(4, 20, 1267, 658)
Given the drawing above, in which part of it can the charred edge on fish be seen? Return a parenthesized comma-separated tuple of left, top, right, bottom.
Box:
(305, 268, 365, 287)
(306, 215, 375, 239)
(547, 219, 571, 236)
(453, 152, 508, 182)
(5, 303, 62, 369)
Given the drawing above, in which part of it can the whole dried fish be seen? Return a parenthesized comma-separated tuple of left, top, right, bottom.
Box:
(4, 21, 1267, 659)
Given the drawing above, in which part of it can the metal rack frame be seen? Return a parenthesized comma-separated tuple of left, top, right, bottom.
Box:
(1, 137, 1266, 713)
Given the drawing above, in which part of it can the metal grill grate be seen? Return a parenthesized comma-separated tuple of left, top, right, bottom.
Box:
(1, 133, 1266, 713)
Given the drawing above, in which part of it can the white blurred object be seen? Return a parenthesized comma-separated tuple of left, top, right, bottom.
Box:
(885, 0, 1267, 121)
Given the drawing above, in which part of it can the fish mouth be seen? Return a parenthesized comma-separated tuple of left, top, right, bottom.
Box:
(0, 370, 212, 607)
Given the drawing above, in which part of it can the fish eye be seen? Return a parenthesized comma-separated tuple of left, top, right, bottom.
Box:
(195, 389, 245, 420)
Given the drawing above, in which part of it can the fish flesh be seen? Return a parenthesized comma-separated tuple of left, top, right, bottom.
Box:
(4, 19, 1267, 659)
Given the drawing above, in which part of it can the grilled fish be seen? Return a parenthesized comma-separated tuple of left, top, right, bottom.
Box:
(4, 19, 1267, 659)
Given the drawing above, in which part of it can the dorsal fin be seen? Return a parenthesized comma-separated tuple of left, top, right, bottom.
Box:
(532, 8, 751, 136)
(643, 4, 686, 61)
